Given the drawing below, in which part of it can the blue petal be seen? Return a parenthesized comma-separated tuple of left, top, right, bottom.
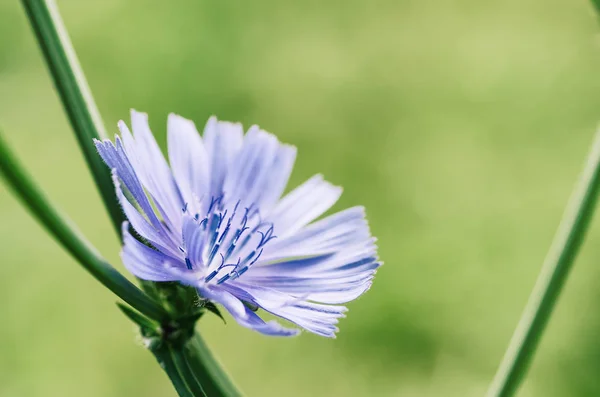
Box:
(265, 174, 342, 238)
(222, 283, 345, 338)
(203, 117, 244, 200)
(256, 143, 296, 212)
(261, 251, 379, 276)
(246, 205, 380, 305)
(121, 222, 185, 282)
(242, 271, 375, 293)
(198, 285, 248, 319)
(94, 137, 161, 228)
(167, 114, 210, 213)
(223, 126, 276, 204)
(122, 111, 184, 232)
(242, 257, 379, 305)
(112, 170, 183, 259)
(223, 126, 296, 213)
(181, 214, 206, 269)
(237, 309, 300, 337)
(306, 281, 374, 305)
(260, 206, 370, 262)
(199, 284, 299, 336)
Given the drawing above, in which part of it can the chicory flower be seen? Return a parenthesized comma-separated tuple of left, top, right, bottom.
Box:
(95, 110, 380, 337)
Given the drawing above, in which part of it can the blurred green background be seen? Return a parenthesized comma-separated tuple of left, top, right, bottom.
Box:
(2, 0, 600, 396)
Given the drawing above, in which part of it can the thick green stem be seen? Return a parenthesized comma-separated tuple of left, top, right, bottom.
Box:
(185, 331, 242, 397)
(172, 347, 208, 397)
(0, 132, 168, 323)
(20, 0, 124, 233)
(487, 129, 600, 396)
(151, 345, 195, 397)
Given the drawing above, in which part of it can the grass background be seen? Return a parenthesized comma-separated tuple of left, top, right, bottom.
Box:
(2, 0, 600, 395)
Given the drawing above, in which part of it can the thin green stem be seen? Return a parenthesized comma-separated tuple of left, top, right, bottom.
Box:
(185, 331, 242, 397)
(487, 129, 600, 397)
(0, 132, 168, 323)
(20, 0, 123, 233)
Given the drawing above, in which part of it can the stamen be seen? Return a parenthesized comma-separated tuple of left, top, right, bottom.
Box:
(239, 250, 257, 268)
(234, 234, 252, 256)
(208, 213, 220, 245)
(204, 270, 219, 283)
(207, 243, 220, 265)
(189, 198, 278, 285)
(198, 217, 208, 229)
(249, 249, 263, 266)
(223, 242, 236, 261)
(218, 223, 231, 243)
(218, 210, 227, 228)
(231, 249, 263, 281)
(207, 195, 223, 215)
(257, 224, 277, 248)
(219, 263, 239, 271)
(235, 266, 250, 277)
(216, 273, 231, 284)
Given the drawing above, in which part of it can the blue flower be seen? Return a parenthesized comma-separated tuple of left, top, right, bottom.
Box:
(95, 110, 380, 337)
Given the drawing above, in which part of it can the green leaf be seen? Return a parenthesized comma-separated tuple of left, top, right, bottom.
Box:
(204, 301, 226, 323)
(117, 303, 160, 336)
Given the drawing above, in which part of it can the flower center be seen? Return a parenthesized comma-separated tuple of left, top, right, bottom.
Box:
(180, 196, 276, 285)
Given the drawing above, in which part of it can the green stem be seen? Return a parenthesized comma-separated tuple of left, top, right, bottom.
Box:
(0, 132, 168, 323)
(20, 0, 124, 233)
(184, 331, 242, 397)
(487, 129, 600, 397)
(151, 345, 194, 397)
(19, 1, 241, 395)
(118, 303, 209, 397)
(172, 347, 208, 397)
(592, 0, 600, 15)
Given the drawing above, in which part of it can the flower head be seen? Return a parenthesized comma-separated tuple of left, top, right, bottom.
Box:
(95, 110, 380, 337)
